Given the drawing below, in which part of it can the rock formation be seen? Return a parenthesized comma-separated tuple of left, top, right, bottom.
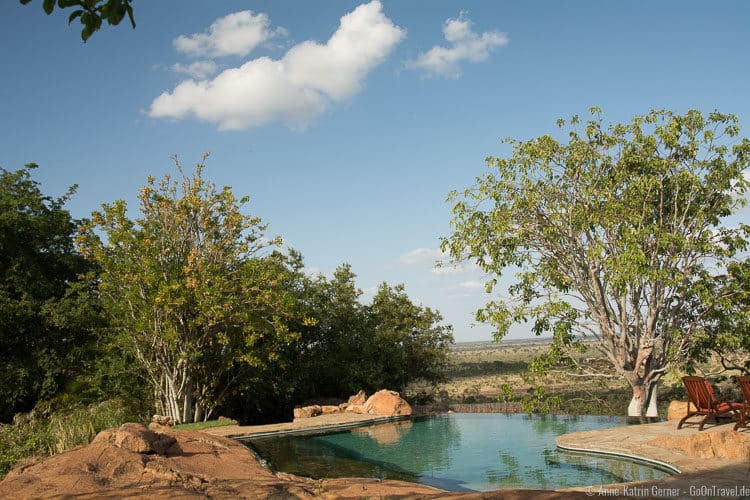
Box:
(648, 428, 750, 459)
(293, 404, 322, 419)
(151, 414, 175, 427)
(364, 389, 412, 416)
(294, 389, 412, 419)
(106, 423, 176, 455)
(666, 401, 690, 421)
(348, 390, 367, 405)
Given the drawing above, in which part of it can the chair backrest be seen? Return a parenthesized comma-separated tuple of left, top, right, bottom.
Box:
(682, 376, 717, 411)
(738, 376, 750, 404)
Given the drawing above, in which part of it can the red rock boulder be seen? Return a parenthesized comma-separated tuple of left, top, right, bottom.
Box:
(667, 401, 690, 421)
(348, 390, 367, 405)
(649, 428, 750, 460)
(320, 405, 341, 415)
(364, 390, 412, 417)
(293, 405, 322, 419)
(95, 423, 176, 455)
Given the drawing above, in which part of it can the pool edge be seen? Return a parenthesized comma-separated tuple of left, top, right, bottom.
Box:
(555, 442, 681, 475)
(232, 414, 412, 440)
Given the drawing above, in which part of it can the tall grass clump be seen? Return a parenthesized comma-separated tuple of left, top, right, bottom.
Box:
(0, 399, 142, 478)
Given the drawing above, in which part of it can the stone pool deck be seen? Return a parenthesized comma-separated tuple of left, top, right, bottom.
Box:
(204, 412, 405, 439)
(205, 414, 750, 499)
(557, 420, 750, 498)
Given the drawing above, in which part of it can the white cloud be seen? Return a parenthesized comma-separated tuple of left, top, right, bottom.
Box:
(171, 61, 219, 79)
(408, 13, 507, 78)
(400, 246, 481, 275)
(150, 1, 405, 130)
(459, 280, 484, 290)
(399, 247, 444, 266)
(361, 285, 379, 301)
(728, 168, 750, 213)
(174, 10, 285, 58)
(302, 266, 322, 278)
(431, 263, 468, 275)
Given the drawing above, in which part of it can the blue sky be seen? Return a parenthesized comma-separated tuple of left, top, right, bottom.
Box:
(2, 1, 749, 342)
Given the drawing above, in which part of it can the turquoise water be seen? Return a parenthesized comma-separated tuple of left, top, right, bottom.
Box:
(245, 413, 672, 492)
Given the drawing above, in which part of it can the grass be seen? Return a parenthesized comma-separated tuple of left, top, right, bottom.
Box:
(0, 404, 237, 480)
(173, 418, 237, 431)
(0, 399, 141, 479)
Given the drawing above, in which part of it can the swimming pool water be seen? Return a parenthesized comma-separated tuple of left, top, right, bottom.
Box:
(245, 413, 672, 492)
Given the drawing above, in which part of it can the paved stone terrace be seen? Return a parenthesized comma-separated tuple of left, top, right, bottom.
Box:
(204, 412, 402, 439)
(557, 420, 750, 498)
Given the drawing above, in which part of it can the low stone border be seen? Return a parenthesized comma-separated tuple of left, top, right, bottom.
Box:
(556, 443, 682, 474)
(231, 415, 411, 440)
(204, 411, 413, 440)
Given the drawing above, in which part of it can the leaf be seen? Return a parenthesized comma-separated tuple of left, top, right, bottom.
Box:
(125, 3, 135, 28)
(67, 10, 82, 25)
(81, 22, 95, 41)
(110, 4, 126, 25)
(43, 0, 55, 15)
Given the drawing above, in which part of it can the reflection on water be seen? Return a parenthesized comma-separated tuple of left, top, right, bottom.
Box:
(244, 414, 671, 492)
(351, 419, 413, 444)
(247, 415, 464, 490)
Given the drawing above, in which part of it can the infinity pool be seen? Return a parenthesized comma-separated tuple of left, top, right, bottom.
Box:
(245, 413, 672, 492)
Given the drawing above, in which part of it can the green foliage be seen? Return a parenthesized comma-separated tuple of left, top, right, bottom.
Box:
(495, 383, 561, 413)
(364, 283, 454, 392)
(19, 0, 135, 41)
(61, 328, 153, 414)
(0, 164, 101, 422)
(228, 261, 455, 423)
(444, 108, 750, 414)
(78, 156, 297, 423)
(0, 399, 139, 478)
(686, 258, 750, 375)
(288, 263, 371, 399)
(1, 160, 453, 428)
(518, 386, 561, 414)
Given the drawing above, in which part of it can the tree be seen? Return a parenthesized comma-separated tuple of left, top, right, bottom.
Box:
(687, 258, 750, 376)
(266, 262, 454, 398)
(0, 164, 99, 422)
(19, 0, 135, 41)
(77, 156, 297, 423)
(364, 283, 454, 393)
(291, 263, 369, 397)
(443, 109, 750, 416)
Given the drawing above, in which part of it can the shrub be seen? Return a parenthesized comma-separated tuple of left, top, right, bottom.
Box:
(0, 399, 142, 478)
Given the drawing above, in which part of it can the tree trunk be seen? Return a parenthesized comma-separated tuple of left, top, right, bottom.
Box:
(645, 383, 658, 417)
(155, 387, 165, 417)
(182, 378, 194, 424)
(627, 390, 643, 417)
(194, 404, 205, 422)
(158, 372, 184, 424)
(627, 381, 658, 417)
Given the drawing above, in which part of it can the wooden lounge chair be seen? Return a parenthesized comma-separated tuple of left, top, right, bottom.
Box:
(677, 376, 743, 431)
(734, 376, 750, 431)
